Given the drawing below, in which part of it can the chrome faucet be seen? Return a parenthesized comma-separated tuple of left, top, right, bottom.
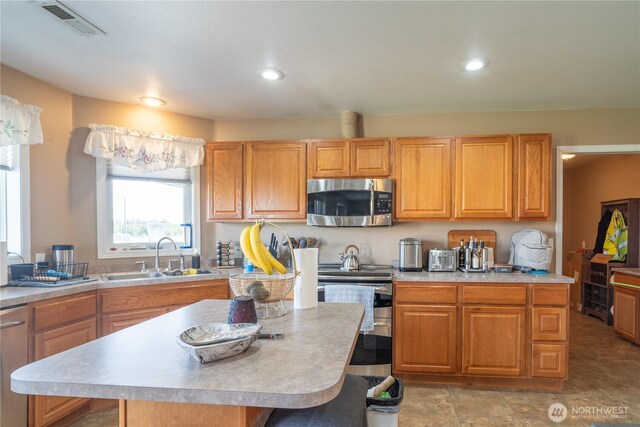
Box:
(155, 237, 177, 271)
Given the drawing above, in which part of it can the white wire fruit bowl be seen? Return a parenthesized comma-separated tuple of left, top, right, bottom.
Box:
(230, 220, 298, 318)
(229, 272, 295, 303)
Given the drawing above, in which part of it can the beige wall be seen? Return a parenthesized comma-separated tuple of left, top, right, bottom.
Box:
(3, 63, 640, 271)
(1, 64, 214, 268)
(562, 154, 640, 274)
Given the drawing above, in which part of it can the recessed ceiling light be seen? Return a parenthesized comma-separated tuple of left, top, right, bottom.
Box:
(562, 154, 576, 160)
(465, 60, 487, 71)
(139, 96, 166, 107)
(259, 68, 284, 80)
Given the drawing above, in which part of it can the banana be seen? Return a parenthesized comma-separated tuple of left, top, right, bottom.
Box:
(263, 245, 287, 275)
(240, 225, 260, 267)
(250, 223, 273, 274)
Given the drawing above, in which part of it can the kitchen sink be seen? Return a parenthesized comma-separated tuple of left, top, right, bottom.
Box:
(100, 269, 219, 282)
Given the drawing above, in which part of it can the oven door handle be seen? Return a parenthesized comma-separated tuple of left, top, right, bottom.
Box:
(373, 322, 390, 327)
(317, 284, 388, 293)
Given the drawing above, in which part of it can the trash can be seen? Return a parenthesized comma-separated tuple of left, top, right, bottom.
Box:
(363, 376, 404, 427)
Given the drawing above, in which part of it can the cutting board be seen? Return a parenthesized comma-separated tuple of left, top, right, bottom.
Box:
(448, 230, 497, 253)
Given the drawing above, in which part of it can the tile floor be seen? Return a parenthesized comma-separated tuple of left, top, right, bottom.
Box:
(72, 311, 640, 427)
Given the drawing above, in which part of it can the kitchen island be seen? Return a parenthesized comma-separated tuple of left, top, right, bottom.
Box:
(12, 300, 364, 427)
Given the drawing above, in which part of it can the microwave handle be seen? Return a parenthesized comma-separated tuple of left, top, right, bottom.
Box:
(369, 179, 375, 222)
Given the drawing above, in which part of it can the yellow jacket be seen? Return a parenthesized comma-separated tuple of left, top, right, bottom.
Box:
(603, 209, 628, 261)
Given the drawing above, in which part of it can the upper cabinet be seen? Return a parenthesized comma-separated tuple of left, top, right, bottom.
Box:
(245, 141, 307, 219)
(308, 138, 391, 178)
(516, 134, 551, 220)
(205, 142, 244, 221)
(394, 137, 453, 220)
(455, 135, 514, 219)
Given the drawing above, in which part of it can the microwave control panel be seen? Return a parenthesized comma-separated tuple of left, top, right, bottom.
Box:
(374, 193, 392, 215)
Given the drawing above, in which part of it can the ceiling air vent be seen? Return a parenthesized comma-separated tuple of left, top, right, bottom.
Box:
(39, 1, 105, 36)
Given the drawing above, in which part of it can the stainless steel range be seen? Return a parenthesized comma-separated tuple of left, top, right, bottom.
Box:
(317, 264, 393, 376)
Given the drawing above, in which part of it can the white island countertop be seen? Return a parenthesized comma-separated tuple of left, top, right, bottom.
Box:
(12, 300, 363, 409)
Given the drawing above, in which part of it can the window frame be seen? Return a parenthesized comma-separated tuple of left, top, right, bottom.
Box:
(2, 144, 31, 264)
(95, 158, 201, 259)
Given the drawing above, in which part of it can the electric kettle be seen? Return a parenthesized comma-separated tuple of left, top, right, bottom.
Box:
(340, 244, 360, 271)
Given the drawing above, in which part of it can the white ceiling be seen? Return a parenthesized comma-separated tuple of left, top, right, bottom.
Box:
(1, 1, 639, 120)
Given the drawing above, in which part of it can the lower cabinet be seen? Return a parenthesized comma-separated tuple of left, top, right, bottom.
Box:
(394, 305, 457, 373)
(462, 306, 525, 377)
(393, 282, 570, 390)
(98, 279, 230, 337)
(613, 280, 640, 344)
(29, 292, 97, 427)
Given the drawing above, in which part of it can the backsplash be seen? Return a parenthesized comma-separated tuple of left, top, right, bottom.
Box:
(209, 221, 556, 269)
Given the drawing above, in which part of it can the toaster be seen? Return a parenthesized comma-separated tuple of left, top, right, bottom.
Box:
(428, 249, 457, 272)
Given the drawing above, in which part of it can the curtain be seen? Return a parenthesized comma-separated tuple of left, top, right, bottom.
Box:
(83, 124, 205, 172)
(0, 95, 44, 147)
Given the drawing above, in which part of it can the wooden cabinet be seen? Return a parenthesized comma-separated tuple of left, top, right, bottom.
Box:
(462, 306, 526, 377)
(205, 142, 244, 220)
(613, 273, 640, 344)
(516, 134, 551, 219)
(394, 138, 453, 220)
(393, 282, 569, 390)
(99, 279, 229, 336)
(245, 141, 307, 219)
(29, 292, 97, 426)
(455, 135, 513, 219)
(307, 139, 391, 178)
(394, 305, 457, 373)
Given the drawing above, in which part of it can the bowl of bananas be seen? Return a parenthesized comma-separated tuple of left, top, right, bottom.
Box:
(230, 221, 298, 319)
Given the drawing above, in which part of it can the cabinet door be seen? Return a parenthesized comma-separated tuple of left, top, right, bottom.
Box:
(33, 318, 96, 426)
(614, 286, 639, 343)
(100, 307, 170, 336)
(308, 140, 349, 178)
(455, 136, 513, 219)
(532, 344, 567, 379)
(245, 141, 307, 219)
(516, 134, 551, 219)
(532, 307, 567, 341)
(394, 138, 453, 220)
(393, 305, 457, 373)
(462, 306, 525, 376)
(350, 139, 391, 177)
(205, 142, 244, 220)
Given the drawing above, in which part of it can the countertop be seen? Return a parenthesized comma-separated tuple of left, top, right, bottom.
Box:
(1, 267, 574, 308)
(394, 270, 574, 284)
(611, 268, 640, 277)
(12, 300, 363, 408)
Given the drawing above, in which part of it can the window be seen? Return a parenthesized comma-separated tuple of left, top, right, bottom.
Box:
(0, 143, 31, 262)
(96, 159, 200, 259)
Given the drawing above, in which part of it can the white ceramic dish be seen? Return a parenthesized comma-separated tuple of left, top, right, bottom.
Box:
(176, 323, 263, 363)
(178, 323, 262, 346)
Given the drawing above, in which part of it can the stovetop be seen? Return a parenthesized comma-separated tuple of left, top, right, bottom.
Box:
(317, 264, 393, 282)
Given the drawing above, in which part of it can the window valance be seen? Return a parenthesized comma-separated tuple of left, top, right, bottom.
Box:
(83, 124, 205, 172)
(0, 95, 44, 147)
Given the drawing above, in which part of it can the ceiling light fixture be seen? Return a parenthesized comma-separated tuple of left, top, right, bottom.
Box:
(562, 154, 576, 160)
(259, 68, 284, 80)
(465, 60, 487, 71)
(139, 96, 167, 107)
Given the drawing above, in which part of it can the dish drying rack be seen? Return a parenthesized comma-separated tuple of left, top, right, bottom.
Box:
(11, 262, 89, 283)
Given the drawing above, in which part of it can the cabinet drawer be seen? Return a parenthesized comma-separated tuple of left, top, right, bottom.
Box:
(34, 318, 97, 360)
(100, 307, 170, 337)
(32, 292, 97, 331)
(462, 285, 526, 305)
(100, 280, 229, 314)
(531, 343, 567, 379)
(532, 307, 567, 341)
(395, 284, 457, 304)
(532, 285, 569, 306)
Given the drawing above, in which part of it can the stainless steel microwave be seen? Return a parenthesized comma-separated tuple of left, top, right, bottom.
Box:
(307, 178, 393, 227)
